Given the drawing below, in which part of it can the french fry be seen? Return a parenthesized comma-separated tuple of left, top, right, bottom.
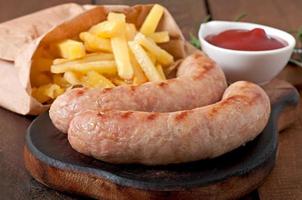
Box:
(89, 21, 123, 38)
(83, 71, 115, 88)
(32, 84, 64, 103)
(128, 41, 163, 81)
(57, 39, 86, 59)
(79, 52, 114, 61)
(149, 31, 170, 43)
(111, 77, 129, 86)
(147, 51, 156, 64)
(109, 13, 134, 80)
(52, 74, 70, 88)
(139, 4, 164, 35)
(107, 12, 126, 22)
(156, 64, 166, 80)
(111, 36, 133, 79)
(126, 23, 137, 40)
(63, 71, 82, 85)
(129, 51, 148, 85)
(79, 32, 112, 52)
(53, 58, 68, 65)
(134, 33, 174, 66)
(32, 7, 176, 104)
(53, 52, 114, 65)
(42, 84, 64, 98)
(51, 60, 117, 75)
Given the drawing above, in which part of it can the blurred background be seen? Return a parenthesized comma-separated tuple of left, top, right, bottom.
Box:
(1, 0, 302, 40)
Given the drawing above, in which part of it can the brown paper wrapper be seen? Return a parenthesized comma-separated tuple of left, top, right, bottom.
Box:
(0, 3, 194, 115)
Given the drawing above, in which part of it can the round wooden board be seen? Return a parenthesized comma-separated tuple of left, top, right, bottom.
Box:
(24, 81, 299, 200)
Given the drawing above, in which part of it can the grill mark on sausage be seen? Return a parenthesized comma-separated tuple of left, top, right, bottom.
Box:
(102, 88, 113, 93)
(247, 92, 262, 106)
(193, 53, 204, 59)
(167, 78, 176, 83)
(97, 112, 106, 118)
(158, 82, 168, 87)
(192, 63, 214, 80)
(76, 90, 85, 96)
(130, 86, 136, 92)
(121, 111, 133, 119)
(103, 131, 119, 142)
(175, 111, 188, 121)
(208, 94, 261, 118)
(208, 95, 246, 117)
(234, 83, 263, 105)
(147, 113, 158, 120)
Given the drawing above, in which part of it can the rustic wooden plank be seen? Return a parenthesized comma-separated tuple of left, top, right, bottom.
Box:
(258, 95, 302, 200)
(95, 0, 208, 39)
(0, 0, 91, 23)
(208, 0, 302, 32)
(0, 108, 80, 199)
(277, 64, 302, 86)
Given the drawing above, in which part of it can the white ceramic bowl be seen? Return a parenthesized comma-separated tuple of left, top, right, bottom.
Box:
(199, 21, 296, 84)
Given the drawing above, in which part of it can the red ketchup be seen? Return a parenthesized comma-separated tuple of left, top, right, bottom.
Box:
(205, 28, 287, 51)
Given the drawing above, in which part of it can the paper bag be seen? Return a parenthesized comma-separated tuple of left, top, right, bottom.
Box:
(0, 3, 190, 115)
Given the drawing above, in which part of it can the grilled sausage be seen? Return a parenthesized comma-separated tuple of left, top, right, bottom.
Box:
(50, 52, 227, 133)
(68, 81, 270, 165)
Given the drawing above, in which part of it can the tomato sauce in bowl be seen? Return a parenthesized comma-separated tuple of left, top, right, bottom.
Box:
(205, 28, 287, 51)
(199, 21, 296, 84)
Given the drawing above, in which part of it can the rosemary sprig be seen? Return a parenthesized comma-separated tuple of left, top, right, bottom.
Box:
(189, 15, 211, 49)
(203, 15, 211, 23)
(234, 13, 247, 22)
(189, 33, 201, 49)
(296, 26, 302, 43)
(289, 26, 302, 66)
(290, 58, 302, 67)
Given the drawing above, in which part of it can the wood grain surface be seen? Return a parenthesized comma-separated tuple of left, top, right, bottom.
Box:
(0, 0, 90, 23)
(0, 0, 301, 199)
(0, 108, 79, 200)
(208, 0, 302, 33)
(258, 101, 302, 200)
(23, 144, 274, 200)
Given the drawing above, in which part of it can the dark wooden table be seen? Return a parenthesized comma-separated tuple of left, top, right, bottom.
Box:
(0, 0, 301, 199)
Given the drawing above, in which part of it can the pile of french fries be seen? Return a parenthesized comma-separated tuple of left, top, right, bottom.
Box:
(31, 4, 174, 103)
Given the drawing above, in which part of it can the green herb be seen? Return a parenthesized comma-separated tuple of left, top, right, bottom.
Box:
(295, 26, 302, 61)
(290, 58, 302, 67)
(296, 26, 302, 44)
(189, 15, 211, 49)
(203, 15, 211, 23)
(189, 33, 201, 49)
(234, 13, 247, 21)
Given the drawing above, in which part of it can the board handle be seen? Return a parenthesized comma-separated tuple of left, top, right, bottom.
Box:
(263, 79, 300, 132)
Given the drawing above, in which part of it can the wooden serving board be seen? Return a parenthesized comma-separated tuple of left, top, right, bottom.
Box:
(24, 79, 299, 200)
